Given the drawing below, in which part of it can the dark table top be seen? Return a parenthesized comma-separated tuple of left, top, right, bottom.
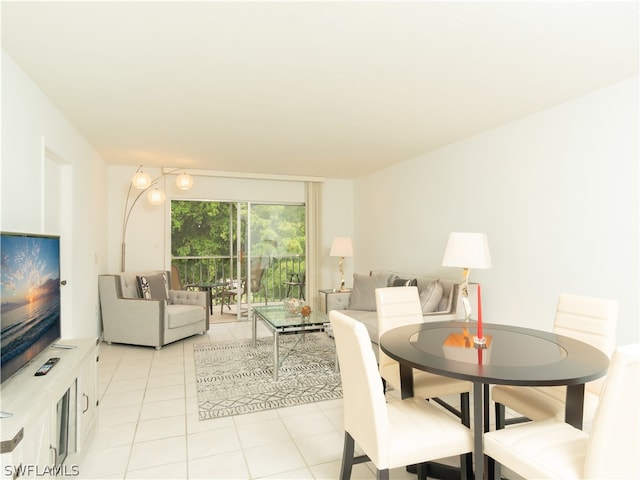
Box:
(380, 321, 609, 386)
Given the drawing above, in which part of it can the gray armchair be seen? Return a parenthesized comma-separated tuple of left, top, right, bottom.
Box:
(98, 270, 209, 349)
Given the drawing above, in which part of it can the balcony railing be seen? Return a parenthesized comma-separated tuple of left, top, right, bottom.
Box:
(171, 255, 305, 303)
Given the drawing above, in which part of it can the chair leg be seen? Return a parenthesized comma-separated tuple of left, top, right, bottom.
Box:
(487, 457, 500, 480)
(495, 402, 505, 430)
(460, 392, 470, 427)
(459, 392, 473, 480)
(491, 402, 506, 480)
(376, 469, 390, 480)
(340, 432, 355, 480)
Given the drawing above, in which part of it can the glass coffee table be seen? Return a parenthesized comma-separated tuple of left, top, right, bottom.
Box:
(252, 304, 334, 380)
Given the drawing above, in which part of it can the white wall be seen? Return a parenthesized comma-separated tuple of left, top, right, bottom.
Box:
(354, 77, 639, 344)
(1, 51, 108, 338)
(319, 179, 355, 290)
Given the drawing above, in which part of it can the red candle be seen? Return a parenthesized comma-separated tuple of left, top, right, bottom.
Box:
(477, 283, 483, 339)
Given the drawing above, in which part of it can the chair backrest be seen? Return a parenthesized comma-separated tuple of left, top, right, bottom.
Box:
(247, 262, 265, 291)
(584, 343, 640, 478)
(330, 310, 389, 467)
(375, 286, 423, 371)
(553, 293, 618, 395)
(171, 265, 183, 290)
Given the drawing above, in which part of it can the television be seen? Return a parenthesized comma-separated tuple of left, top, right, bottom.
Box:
(1, 232, 61, 383)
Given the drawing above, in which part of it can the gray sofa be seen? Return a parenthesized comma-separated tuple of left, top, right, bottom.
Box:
(327, 270, 469, 352)
(98, 270, 209, 349)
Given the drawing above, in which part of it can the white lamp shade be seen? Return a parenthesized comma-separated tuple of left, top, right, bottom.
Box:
(330, 237, 353, 257)
(176, 173, 194, 190)
(442, 232, 492, 269)
(147, 188, 166, 205)
(131, 171, 151, 189)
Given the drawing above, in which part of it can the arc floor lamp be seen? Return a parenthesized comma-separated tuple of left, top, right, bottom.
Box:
(121, 166, 194, 271)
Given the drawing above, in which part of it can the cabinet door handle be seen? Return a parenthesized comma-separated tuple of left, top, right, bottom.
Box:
(82, 393, 89, 413)
(50, 445, 58, 463)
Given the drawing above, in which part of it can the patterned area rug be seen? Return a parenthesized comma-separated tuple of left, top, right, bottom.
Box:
(194, 332, 342, 420)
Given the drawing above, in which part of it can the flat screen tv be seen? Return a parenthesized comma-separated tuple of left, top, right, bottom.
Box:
(1, 232, 61, 383)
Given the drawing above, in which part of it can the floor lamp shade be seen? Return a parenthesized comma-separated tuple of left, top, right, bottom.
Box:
(121, 166, 194, 271)
(176, 173, 194, 190)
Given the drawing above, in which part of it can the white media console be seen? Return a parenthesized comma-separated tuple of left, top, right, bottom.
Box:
(0, 338, 99, 479)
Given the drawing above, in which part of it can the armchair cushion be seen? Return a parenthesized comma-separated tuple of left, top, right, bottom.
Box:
(138, 272, 169, 301)
(167, 304, 207, 329)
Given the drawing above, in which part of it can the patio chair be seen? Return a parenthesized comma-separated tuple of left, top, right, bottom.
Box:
(218, 264, 267, 314)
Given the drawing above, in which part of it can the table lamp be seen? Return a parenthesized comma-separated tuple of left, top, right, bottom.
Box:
(442, 232, 492, 347)
(330, 237, 353, 291)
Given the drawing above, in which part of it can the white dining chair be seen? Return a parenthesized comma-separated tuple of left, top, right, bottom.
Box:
(492, 292, 618, 430)
(376, 286, 473, 407)
(484, 343, 639, 479)
(330, 310, 473, 480)
(375, 286, 474, 475)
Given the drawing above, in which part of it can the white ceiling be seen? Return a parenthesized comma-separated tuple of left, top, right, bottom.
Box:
(2, 1, 638, 179)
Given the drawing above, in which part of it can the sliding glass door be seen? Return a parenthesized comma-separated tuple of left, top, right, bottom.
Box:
(171, 200, 305, 316)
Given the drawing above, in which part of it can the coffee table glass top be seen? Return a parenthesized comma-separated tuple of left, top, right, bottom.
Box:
(253, 304, 328, 329)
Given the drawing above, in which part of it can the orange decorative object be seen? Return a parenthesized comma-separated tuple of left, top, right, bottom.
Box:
(300, 305, 312, 317)
(444, 332, 492, 348)
(444, 333, 470, 348)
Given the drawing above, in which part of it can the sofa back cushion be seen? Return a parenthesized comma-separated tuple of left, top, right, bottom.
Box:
(391, 276, 418, 287)
(419, 280, 444, 313)
(348, 272, 394, 311)
(370, 270, 457, 314)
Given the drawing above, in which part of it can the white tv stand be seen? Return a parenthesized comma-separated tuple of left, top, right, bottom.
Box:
(0, 338, 99, 479)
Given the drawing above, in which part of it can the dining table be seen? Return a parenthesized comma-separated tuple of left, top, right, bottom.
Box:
(379, 320, 610, 480)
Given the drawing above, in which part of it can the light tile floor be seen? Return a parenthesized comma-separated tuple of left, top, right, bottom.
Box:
(79, 319, 514, 480)
(80, 320, 405, 479)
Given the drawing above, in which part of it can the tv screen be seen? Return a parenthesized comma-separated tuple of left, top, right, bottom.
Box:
(1, 232, 61, 383)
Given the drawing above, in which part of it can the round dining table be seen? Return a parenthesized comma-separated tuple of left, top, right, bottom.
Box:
(380, 320, 610, 480)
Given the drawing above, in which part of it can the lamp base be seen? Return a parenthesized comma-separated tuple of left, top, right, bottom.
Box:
(473, 336, 488, 349)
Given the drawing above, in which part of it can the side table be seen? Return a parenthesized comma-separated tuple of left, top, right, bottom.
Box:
(318, 288, 351, 314)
